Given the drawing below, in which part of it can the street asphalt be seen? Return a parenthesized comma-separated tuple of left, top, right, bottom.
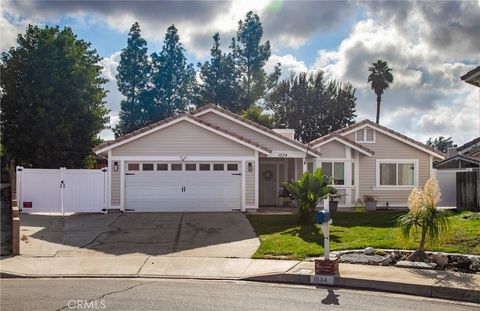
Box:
(1, 278, 478, 311)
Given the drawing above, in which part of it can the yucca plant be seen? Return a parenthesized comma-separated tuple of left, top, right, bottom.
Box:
(283, 168, 335, 223)
(397, 177, 450, 261)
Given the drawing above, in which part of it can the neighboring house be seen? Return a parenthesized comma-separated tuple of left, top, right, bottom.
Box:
(308, 120, 446, 208)
(461, 65, 480, 87)
(94, 104, 320, 212)
(435, 137, 480, 170)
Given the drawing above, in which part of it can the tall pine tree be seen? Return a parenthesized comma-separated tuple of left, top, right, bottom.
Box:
(267, 71, 356, 143)
(150, 25, 196, 120)
(197, 33, 241, 112)
(233, 11, 272, 109)
(114, 22, 152, 137)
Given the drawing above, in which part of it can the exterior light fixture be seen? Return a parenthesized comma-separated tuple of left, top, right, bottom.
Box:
(248, 162, 253, 172)
(114, 162, 118, 171)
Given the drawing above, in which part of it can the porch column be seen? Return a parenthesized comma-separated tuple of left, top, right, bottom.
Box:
(345, 147, 353, 207)
(255, 151, 259, 209)
(302, 157, 307, 173)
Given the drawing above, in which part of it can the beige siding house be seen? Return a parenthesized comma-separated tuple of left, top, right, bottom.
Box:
(94, 104, 445, 212)
(309, 120, 446, 208)
(94, 104, 319, 212)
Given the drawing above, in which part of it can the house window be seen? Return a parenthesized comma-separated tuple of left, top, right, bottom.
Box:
(127, 163, 139, 171)
(199, 164, 210, 171)
(322, 162, 345, 185)
(171, 163, 182, 171)
(378, 160, 416, 187)
(307, 162, 314, 173)
(356, 128, 375, 142)
(157, 163, 168, 171)
(213, 164, 224, 171)
(227, 163, 238, 171)
(185, 164, 196, 171)
(142, 163, 154, 171)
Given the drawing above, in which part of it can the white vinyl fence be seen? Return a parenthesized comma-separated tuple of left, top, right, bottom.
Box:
(17, 167, 107, 213)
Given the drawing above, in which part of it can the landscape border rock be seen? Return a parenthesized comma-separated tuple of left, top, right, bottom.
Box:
(330, 249, 480, 274)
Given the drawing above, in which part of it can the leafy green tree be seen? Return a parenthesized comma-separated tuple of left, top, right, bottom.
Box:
(397, 177, 450, 261)
(284, 168, 334, 223)
(267, 71, 357, 143)
(150, 25, 196, 121)
(0, 25, 109, 168)
(233, 11, 272, 108)
(241, 105, 276, 129)
(197, 33, 241, 112)
(426, 136, 454, 153)
(114, 22, 152, 137)
(368, 60, 393, 124)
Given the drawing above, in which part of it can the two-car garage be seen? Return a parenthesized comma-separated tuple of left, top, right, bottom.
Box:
(125, 162, 242, 212)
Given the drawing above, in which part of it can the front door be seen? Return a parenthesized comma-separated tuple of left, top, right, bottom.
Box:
(259, 163, 277, 205)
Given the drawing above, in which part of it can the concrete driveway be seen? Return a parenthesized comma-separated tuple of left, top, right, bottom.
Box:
(18, 212, 260, 258)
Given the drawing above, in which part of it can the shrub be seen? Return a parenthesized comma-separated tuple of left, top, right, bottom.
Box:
(283, 168, 334, 223)
(397, 177, 450, 261)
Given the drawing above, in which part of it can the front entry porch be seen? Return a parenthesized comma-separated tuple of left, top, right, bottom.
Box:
(258, 157, 307, 207)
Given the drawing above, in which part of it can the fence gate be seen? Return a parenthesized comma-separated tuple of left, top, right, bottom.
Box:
(457, 171, 480, 212)
(17, 167, 107, 213)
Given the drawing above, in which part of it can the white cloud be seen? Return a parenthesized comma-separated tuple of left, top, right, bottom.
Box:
(265, 54, 308, 78)
(308, 14, 479, 145)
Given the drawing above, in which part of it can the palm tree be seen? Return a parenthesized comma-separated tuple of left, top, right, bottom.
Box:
(368, 60, 393, 124)
(397, 177, 450, 261)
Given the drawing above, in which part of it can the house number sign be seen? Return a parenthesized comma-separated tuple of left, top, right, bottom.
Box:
(277, 153, 288, 158)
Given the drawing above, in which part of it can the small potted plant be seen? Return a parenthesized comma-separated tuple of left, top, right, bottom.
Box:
(363, 195, 378, 211)
(278, 186, 292, 207)
(327, 188, 340, 212)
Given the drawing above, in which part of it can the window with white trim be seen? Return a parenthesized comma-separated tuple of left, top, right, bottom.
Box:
(322, 162, 345, 185)
(377, 160, 416, 187)
(356, 127, 375, 143)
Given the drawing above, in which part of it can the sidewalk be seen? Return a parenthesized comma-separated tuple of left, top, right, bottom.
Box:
(1, 255, 479, 303)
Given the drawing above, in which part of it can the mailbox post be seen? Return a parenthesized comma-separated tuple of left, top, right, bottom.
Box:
(312, 197, 338, 285)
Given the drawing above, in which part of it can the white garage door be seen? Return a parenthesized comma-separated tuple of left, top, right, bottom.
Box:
(125, 162, 242, 212)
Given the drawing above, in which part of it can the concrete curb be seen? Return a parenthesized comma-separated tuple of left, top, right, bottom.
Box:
(244, 273, 480, 304)
(2, 269, 479, 304)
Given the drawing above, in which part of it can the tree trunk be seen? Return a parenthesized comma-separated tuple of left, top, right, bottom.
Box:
(419, 226, 427, 252)
(375, 94, 381, 124)
(408, 226, 427, 262)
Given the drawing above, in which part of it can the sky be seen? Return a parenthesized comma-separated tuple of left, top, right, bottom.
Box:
(1, 0, 479, 145)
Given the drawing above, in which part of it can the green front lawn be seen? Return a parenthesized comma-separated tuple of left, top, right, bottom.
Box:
(247, 211, 480, 260)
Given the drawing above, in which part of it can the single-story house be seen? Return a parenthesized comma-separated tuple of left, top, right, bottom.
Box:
(94, 104, 320, 212)
(94, 104, 446, 212)
(435, 137, 480, 170)
(308, 120, 446, 208)
(461, 65, 480, 88)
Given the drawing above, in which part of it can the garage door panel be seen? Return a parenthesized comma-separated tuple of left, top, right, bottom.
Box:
(125, 163, 242, 212)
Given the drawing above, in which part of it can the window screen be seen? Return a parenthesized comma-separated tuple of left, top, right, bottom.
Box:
(356, 130, 365, 141)
(333, 163, 344, 185)
(380, 163, 396, 185)
(398, 163, 414, 185)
